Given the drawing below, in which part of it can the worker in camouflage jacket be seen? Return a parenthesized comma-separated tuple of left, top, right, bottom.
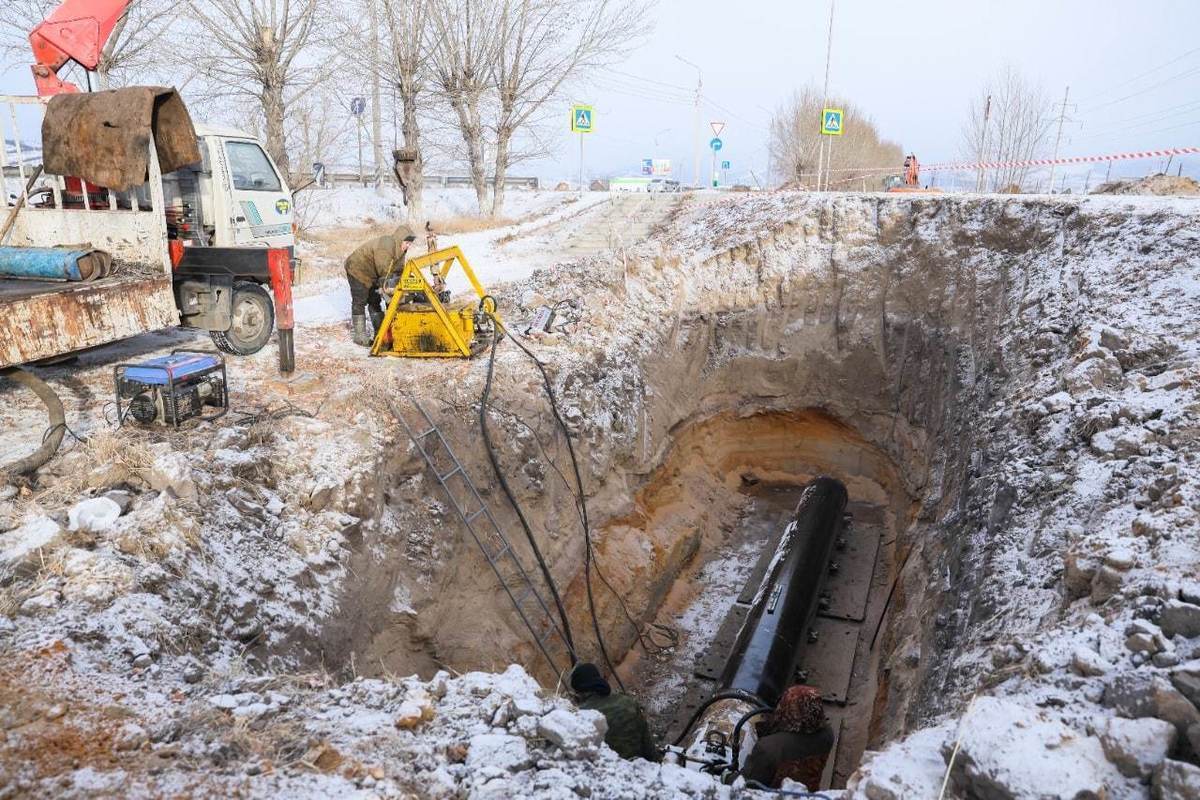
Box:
(570, 663, 660, 762)
(344, 223, 416, 346)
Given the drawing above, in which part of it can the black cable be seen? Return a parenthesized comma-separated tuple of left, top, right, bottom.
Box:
(490, 316, 625, 691)
(730, 706, 773, 771)
(479, 327, 578, 663)
(671, 689, 765, 746)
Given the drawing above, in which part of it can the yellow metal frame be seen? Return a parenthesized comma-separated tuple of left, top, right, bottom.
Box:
(369, 245, 498, 358)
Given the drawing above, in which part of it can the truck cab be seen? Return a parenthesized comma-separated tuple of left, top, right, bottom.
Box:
(164, 125, 298, 356)
(170, 125, 295, 249)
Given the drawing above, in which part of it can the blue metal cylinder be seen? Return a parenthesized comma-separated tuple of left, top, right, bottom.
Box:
(0, 246, 104, 281)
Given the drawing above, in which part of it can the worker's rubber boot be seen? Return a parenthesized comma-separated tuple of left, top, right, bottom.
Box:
(352, 315, 372, 347)
(368, 308, 386, 334)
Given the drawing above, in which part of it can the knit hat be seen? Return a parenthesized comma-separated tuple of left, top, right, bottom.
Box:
(569, 662, 611, 697)
(768, 685, 825, 735)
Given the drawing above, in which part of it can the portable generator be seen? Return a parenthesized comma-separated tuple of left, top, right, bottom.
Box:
(114, 351, 228, 427)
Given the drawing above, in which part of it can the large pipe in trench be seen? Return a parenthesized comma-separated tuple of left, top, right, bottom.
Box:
(674, 475, 847, 773)
(721, 474, 848, 707)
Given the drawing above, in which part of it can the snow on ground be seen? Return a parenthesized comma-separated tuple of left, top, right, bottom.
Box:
(3, 190, 1200, 798)
(292, 187, 613, 326)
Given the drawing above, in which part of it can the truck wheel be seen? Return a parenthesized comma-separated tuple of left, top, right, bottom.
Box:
(210, 281, 275, 355)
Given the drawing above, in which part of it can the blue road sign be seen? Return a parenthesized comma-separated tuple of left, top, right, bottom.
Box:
(350, 97, 366, 115)
(710, 137, 723, 151)
(721, 160, 731, 169)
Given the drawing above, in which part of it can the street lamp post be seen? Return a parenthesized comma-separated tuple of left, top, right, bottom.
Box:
(676, 55, 703, 189)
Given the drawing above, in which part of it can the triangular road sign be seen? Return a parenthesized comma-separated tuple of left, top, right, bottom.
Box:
(710, 121, 726, 137)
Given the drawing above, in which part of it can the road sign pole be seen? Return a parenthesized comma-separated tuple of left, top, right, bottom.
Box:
(579, 133, 584, 193)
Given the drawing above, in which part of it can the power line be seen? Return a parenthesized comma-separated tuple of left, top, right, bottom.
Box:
(1076, 45, 1200, 104)
(604, 68, 693, 93)
(1081, 64, 1200, 112)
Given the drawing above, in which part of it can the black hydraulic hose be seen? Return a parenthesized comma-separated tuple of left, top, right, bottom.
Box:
(730, 705, 773, 770)
(670, 689, 765, 747)
(480, 329, 578, 662)
(488, 313, 626, 692)
(0, 367, 65, 476)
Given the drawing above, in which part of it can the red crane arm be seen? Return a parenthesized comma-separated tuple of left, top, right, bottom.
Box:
(29, 0, 131, 95)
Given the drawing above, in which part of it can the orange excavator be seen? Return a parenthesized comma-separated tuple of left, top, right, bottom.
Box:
(883, 153, 942, 193)
(29, 0, 131, 95)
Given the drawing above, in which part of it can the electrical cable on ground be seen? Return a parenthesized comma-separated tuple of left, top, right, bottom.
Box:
(1, 366, 66, 476)
(480, 326, 579, 664)
(486, 313, 627, 691)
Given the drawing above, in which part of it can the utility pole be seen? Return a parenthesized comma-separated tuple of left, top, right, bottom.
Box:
(676, 55, 703, 189)
(976, 94, 991, 192)
(816, 0, 836, 191)
(1046, 86, 1071, 195)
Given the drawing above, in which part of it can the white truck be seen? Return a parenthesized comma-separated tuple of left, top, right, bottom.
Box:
(0, 90, 298, 370)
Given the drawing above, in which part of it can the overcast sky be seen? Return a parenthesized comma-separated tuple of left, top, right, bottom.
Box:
(4, 0, 1199, 190)
(558, 0, 1200, 189)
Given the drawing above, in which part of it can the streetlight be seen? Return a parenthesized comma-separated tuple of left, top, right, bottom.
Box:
(675, 55, 702, 189)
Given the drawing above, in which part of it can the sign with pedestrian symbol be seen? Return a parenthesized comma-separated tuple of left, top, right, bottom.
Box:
(821, 108, 844, 136)
(721, 160, 730, 169)
(571, 105, 594, 133)
(710, 137, 723, 151)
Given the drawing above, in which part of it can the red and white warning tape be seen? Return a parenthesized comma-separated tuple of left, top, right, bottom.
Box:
(811, 145, 1200, 177)
(921, 146, 1200, 173)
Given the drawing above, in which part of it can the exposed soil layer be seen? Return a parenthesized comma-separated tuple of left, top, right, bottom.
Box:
(2, 192, 1198, 798)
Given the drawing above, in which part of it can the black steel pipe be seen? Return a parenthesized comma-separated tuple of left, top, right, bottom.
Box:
(720, 475, 848, 707)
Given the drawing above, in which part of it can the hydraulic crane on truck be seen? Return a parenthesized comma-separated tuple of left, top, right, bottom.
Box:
(29, 0, 131, 95)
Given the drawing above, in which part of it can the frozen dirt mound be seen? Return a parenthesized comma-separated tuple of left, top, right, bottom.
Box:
(1093, 173, 1200, 196)
(2, 191, 1200, 798)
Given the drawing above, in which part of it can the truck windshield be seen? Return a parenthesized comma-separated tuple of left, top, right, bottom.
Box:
(225, 141, 281, 192)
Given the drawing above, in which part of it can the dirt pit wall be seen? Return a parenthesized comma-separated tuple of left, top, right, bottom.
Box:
(327, 193, 1199, 756)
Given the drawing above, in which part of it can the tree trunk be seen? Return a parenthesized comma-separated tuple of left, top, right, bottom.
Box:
(368, 0, 385, 189)
(492, 124, 511, 218)
(263, 79, 289, 176)
(401, 92, 424, 224)
(452, 94, 488, 213)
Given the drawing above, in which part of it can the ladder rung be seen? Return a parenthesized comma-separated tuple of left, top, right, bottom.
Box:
(438, 466, 462, 482)
(414, 427, 436, 439)
(487, 544, 510, 562)
(465, 508, 485, 524)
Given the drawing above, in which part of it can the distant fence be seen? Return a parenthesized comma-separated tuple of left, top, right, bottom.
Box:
(303, 171, 539, 190)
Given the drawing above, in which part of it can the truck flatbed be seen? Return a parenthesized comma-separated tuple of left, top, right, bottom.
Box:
(0, 273, 177, 367)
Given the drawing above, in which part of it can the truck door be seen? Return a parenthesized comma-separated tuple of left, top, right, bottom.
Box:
(223, 140, 293, 247)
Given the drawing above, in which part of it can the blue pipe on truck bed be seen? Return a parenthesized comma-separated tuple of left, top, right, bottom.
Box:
(0, 246, 107, 281)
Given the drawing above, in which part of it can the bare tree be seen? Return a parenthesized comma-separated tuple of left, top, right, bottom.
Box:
(489, 0, 646, 217)
(961, 66, 1053, 192)
(769, 86, 902, 190)
(1, 0, 181, 89)
(184, 0, 323, 177)
(381, 0, 432, 222)
(426, 0, 501, 212)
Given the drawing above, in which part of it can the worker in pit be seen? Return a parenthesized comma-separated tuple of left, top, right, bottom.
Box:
(570, 663, 660, 762)
(741, 684, 834, 790)
(344, 223, 417, 346)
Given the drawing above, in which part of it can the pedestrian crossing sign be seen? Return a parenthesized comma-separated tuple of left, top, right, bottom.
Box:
(821, 108, 844, 136)
(571, 105, 594, 133)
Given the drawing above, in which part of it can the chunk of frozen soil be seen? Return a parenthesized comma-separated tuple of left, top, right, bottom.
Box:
(1153, 759, 1200, 800)
(942, 697, 1134, 800)
(1100, 716, 1176, 780)
(465, 733, 531, 772)
(537, 708, 606, 757)
(0, 516, 63, 570)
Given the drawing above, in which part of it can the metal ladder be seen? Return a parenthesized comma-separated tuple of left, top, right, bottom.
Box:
(394, 395, 569, 677)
